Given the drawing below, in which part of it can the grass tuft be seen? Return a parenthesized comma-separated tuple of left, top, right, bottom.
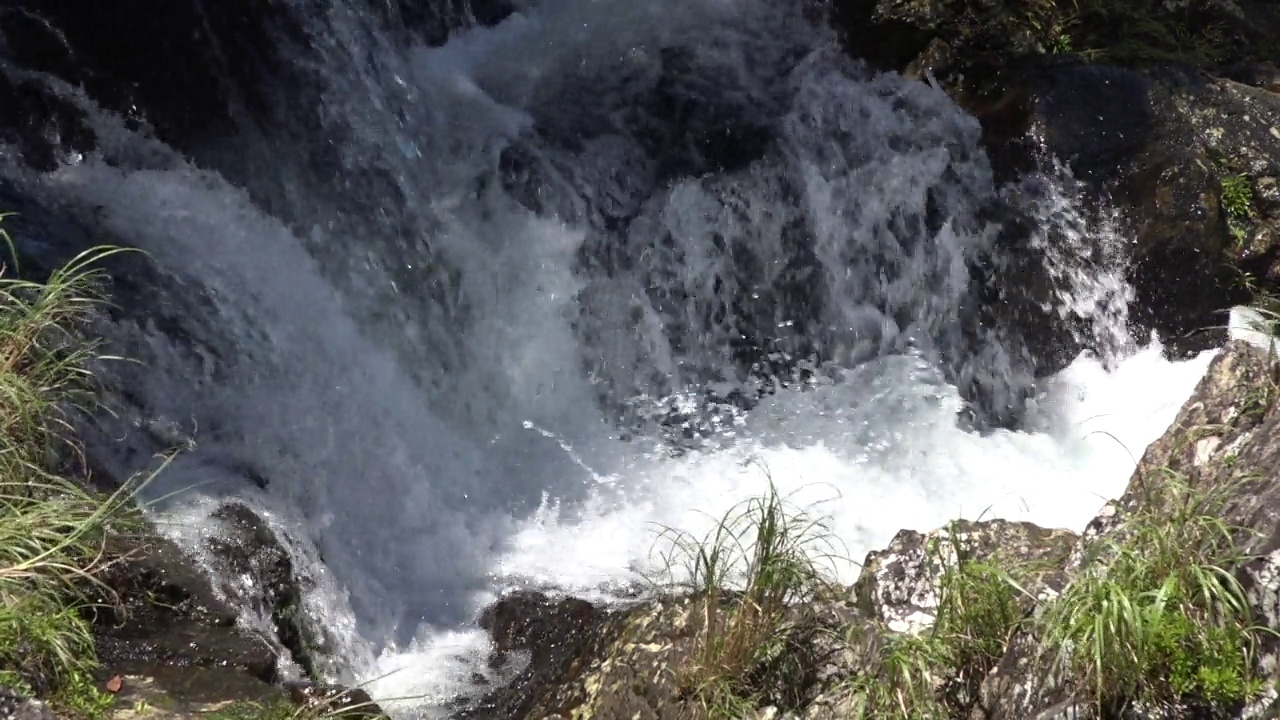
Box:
(648, 473, 845, 717)
(1036, 470, 1268, 714)
(0, 212, 149, 714)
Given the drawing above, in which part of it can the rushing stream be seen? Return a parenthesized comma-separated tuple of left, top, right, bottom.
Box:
(0, 0, 1222, 716)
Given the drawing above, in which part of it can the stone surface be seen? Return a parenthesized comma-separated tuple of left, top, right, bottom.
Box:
(104, 668, 280, 720)
(0, 688, 57, 720)
(204, 503, 317, 678)
(463, 519, 1079, 719)
(975, 63, 1280, 357)
(855, 520, 1077, 635)
(89, 525, 280, 683)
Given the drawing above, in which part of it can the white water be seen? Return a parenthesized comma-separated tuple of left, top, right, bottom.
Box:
(0, 0, 1228, 716)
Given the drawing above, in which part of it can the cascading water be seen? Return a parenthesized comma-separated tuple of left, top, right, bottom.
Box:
(0, 0, 1222, 715)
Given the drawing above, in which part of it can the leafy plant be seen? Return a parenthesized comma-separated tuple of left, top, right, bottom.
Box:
(1221, 173, 1255, 244)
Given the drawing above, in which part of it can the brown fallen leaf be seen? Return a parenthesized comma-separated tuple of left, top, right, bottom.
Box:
(105, 675, 124, 694)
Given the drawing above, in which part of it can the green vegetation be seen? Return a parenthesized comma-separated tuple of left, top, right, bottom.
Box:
(1019, 0, 1252, 66)
(1221, 173, 1255, 245)
(1037, 471, 1267, 713)
(842, 524, 1032, 719)
(205, 693, 385, 720)
(649, 478, 845, 718)
(659, 465, 1270, 719)
(0, 213, 139, 716)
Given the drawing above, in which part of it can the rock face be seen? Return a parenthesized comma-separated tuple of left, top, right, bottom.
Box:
(829, 0, 1280, 358)
(86, 508, 385, 720)
(1032, 66, 1280, 355)
(203, 503, 318, 679)
(90, 525, 280, 683)
(462, 519, 1078, 720)
(0, 688, 56, 720)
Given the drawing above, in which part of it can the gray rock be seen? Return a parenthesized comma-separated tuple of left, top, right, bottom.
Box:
(854, 519, 1077, 634)
(0, 688, 56, 720)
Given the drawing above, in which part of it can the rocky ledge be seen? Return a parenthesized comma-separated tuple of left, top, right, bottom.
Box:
(460, 339, 1280, 720)
(0, 497, 386, 720)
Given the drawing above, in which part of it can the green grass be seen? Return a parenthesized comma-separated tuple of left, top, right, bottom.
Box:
(1035, 470, 1268, 714)
(653, 464, 1271, 719)
(842, 523, 1032, 720)
(206, 690, 388, 720)
(648, 475, 846, 717)
(0, 212, 146, 715)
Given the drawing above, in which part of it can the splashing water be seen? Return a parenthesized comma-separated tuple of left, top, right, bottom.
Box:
(0, 0, 1222, 715)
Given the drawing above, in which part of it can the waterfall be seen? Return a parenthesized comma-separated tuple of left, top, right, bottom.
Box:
(0, 0, 1217, 714)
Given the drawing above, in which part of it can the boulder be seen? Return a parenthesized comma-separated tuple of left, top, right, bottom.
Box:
(829, 0, 1280, 357)
(88, 525, 280, 683)
(0, 688, 56, 720)
(203, 503, 320, 679)
(462, 519, 1082, 720)
(854, 520, 1078, 635)
(0, 70, 96, 172)
(1034, 66, 1280, 355)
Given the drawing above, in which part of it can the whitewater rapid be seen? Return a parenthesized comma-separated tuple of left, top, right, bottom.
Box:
(339, 339, 1214, 711)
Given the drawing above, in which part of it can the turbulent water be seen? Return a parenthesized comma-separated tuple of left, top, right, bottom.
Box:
(0, 0, 1225, 715)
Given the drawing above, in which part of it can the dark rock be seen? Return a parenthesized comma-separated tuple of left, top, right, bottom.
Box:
(104, 666, 283, 717)
(205, 502, 319, 679)
(0, 69, 96, 172)
(965, 63, 1280, 358)
(285, 682, 388, 720)
(0, 0, 305, 151)
(88, 525, 279, 683)
(0, 688, 56, 720)
(461, 589, 835, 719)
(461, 518, 1081, 719)
(379, 0, 519, 46)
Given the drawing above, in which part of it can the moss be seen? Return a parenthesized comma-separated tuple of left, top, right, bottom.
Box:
(1011, 0, 1275, 68)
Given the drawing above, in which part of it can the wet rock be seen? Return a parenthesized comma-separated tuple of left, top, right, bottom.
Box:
(382, 0, 519, 46)
(1056, 67, 1280, 355)
(285, 682, 388, 720)
(88, 525, 279, 683)
(956, 63, 1280, 358)
(204, 503, 319, 679)
(105, 667, 282, 720)
(462, 591, 635, 719)
(0, 687, 56, 720)
(463, 518, 1081, 719)
(0, 70, 96, 172)
(855, 520, 1077, 635)
(0, 0, 305, 151)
